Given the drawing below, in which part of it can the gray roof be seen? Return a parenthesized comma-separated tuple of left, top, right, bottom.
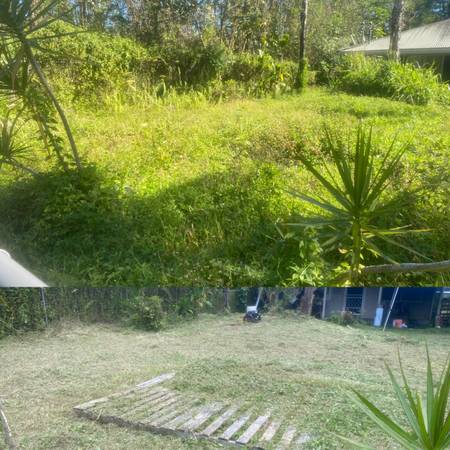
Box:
(343, 18, 450, 55)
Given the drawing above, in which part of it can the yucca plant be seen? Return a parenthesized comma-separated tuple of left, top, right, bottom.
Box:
(0, 114, 35, 175)
(0, 0, 82, 170)
(341, 348, 450, 449)
(288, 125, 427, 282)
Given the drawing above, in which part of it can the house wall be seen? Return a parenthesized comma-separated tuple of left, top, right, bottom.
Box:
(361, 288, 380, 321)
(324, 288, 346, 317)
(323, 288, 380, 321)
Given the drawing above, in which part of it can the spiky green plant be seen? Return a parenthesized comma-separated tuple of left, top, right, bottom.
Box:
(288, 125, 427, 281)
(341, 348, 450, 449)
(0, 0, 82, 170)
(0, 114, 35, 175)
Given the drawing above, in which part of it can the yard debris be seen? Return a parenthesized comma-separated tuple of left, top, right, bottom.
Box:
(74, 373, 305, 449)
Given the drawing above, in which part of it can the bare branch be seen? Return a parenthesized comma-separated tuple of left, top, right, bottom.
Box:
(362, 260, 450, 275)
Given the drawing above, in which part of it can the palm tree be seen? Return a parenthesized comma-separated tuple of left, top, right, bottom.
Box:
(0, 0, 82, 170)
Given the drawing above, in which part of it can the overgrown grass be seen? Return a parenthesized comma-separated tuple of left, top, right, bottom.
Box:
(0, 315, 449, 449)
(0, 88, 449, 285)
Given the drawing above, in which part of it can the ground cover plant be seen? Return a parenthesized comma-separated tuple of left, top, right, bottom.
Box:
(334, 55, 449, 106)
(1, 314, 449, 449)
(0, 87, 448, 286)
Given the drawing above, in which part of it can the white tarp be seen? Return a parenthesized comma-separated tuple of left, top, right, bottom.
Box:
(0, 249, 47, 287)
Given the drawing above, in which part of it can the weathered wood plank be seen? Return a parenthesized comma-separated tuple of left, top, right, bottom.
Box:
(236, 412, 270, 444)
(136, 373, 175, 389)
(296, 433, 312, 445)
(219, 411, 252, 440)
(73, 373, 174, 412)
(259, 420, 281, 442)
(180, 403, 224, 432)
(276, 426, 296, 450)
(199, 404, 241, 437)
(103, 387, 167, 417)
(164, 404, 203, 428)
(145, 400, 198, 426)
(120, 392, 177, 419)
(76, 405, 253, 449)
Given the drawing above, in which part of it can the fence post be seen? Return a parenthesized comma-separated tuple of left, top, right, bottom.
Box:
(40, 288, 48, 327)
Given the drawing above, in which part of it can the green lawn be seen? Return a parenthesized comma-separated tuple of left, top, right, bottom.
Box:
(1, 314, 449, 449)
(0, 88, 449, 285)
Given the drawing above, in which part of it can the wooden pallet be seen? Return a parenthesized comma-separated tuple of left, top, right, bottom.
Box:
(74, 373, 311, 449)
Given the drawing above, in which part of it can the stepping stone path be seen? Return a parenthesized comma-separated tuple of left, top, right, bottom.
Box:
(74, 373, 311, 449)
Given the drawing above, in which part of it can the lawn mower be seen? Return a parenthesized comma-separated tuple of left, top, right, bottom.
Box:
(243, 288, 263, 323)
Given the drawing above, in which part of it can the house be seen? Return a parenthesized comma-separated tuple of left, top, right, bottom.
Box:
(342, 18, 450, 81)
(321, 287, 450, 328)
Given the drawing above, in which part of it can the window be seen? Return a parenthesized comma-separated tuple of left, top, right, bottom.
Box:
(345, 288, 364, 315)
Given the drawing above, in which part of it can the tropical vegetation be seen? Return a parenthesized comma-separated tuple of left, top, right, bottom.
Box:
(0, 0, 448, 286)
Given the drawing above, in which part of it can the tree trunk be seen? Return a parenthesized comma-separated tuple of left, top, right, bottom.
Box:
(360, 260, 450, 274)
(339, 260, 450, 282)
(296, 0, 309, 90)
(350, 220, 362, 282)
(299, 0, 308, 61)
(22, 40, 82, 171)
(389, 0, 404, 61)
(299, 287, 315, 315)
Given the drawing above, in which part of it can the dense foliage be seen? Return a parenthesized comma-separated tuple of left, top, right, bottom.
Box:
(335, 55, 449, 105)
(129, 295, 165, 330)
(0, 289, 46, 336)
(38, 22, 300, 102)
(63, 0, 450, 79)
(0, 89, 448, 286)
(0, 288, 219, 337)
(0, 1, 449, 287)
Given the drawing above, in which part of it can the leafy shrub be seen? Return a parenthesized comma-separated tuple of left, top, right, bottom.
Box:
(335, 54, 446, 105)
(328, 310, 357, 326)
(37, 21, 149, 103)
(150, 35, 229, 88)
(0, 289, 46, 336)
(0, 164, 128, 262)
(129, 295, 165, 331)
(295, 57, 309, 91)
(172, 294, 205, 318)
(223, 51, 297, 96)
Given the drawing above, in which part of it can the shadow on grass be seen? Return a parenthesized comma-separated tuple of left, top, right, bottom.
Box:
(0, 164, 315, 286)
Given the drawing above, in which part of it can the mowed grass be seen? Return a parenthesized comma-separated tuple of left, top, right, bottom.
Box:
(1, 314, 450, 449)
(0, 88, 449, 285)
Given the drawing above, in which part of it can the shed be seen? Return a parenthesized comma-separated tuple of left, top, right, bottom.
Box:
(321, 287, 449, 328)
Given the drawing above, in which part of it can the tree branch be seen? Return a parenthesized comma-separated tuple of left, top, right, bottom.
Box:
(361, 260, 450, 275)
(0, 399, 17, 450)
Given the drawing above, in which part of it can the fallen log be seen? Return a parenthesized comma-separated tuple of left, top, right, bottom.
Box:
(360, 260, 450, 275)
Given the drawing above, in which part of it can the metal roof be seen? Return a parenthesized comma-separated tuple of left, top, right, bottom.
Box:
(343, 18, 450, 55)
(0, 249, 47, 287)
